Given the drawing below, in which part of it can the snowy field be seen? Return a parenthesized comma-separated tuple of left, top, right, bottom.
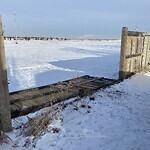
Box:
(1, 40, 150, 150)
(4, 39, 120, 92)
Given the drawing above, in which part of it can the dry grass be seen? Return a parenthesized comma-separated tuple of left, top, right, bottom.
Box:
(23, 101, 65, 138)
(0, 131, 12, 144)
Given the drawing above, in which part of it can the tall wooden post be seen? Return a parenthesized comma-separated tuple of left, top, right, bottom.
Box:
(119, 27, 128, 80)
(0, 16, 12, 132)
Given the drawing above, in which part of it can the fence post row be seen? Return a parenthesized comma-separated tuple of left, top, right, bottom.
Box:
(0, 16, 12, 132)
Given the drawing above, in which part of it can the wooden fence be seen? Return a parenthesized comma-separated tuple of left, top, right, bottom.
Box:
(119, 27, 150, 80)
(0, 18, 150, 133)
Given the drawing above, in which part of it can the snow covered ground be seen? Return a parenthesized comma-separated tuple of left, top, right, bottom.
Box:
(35, 74, 150, 150)
(1, 40, 150, 150)
(4, 39, 120, 92)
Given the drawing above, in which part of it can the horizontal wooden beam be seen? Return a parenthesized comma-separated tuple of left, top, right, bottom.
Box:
(128, 31, 150, 37)
(126, 53, 142, 59)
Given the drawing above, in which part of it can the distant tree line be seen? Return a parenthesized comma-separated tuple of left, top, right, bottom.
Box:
(4, 36, 68, 41)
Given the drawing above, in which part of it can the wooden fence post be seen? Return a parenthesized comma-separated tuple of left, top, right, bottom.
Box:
(119, 27, 128, 80)
(0, 16, 12, 132)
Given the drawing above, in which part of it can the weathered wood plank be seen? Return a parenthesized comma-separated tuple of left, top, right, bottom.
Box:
(0, 16, 12, 131)
(119, 27, 128, 80)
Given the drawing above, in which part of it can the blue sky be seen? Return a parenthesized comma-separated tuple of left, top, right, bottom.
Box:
(0, 0, 150, 39)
